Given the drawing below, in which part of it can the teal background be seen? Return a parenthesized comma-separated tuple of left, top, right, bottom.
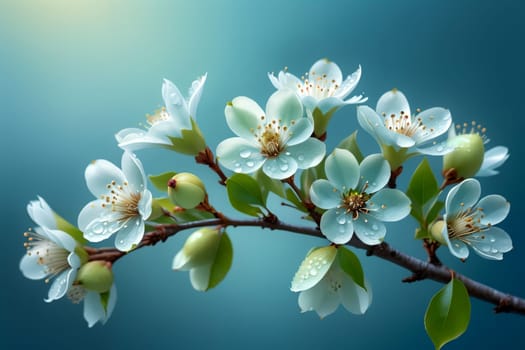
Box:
(1, 0, 524, 348)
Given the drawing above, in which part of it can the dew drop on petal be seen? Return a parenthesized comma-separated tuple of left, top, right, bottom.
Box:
(247, 161, 255, 167)
(436, 146, 444, 152)
(481, 246, 490, 253)
(240, 149, 251, 158)
(298, 154, 305, 161)
(280, 163, 289, 172)
(372, 224, 379, 231)
(491, 248, 499, 254)
(309, 268, 318, 276)
(337, 215, 346, 225)
(489, 238, 496, 243)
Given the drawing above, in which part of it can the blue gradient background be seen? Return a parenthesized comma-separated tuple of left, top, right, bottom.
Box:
(1, 0, 524, 349)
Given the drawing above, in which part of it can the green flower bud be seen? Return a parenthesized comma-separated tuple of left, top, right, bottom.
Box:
(76, 261, 114, 293)
(167, 172, 206, 209)
(179, 228, 221, 267)
(443, 134, 484, 179)
(429, 220, 447, 245)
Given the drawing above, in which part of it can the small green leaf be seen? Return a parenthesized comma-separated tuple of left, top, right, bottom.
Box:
(167, 118, 207, 155)
(336, 131, 364, 163)
(415, 228, 430, 240)
(312, 107, 338, 137)
(337, 246, 366, 290)
(54, 213, 87, 244)
(207, 232, 233, 290)
(426, 200, 445, 225)
(149, 172, 177, 192)
(285, 188, 307, 212)
(425, 278, 471, 350)
(300, 168, 316, 199)
(226, 173, 265, 217)
(100, 289, 111, 313)
(406, 158, 439, 207)
(254, 169, 286, 200)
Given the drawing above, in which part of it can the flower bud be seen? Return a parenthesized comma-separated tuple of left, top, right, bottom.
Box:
(76, 261, 114, 293)
(167, 172, 206, 209)
(175, 228, 221, 269)
(443, 134, 484, 179)
(429, 220, 447, 245)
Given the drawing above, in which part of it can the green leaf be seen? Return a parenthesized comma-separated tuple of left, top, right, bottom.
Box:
(425, 278, 471, 350)
(226, 173, 265, 217)
(149, 172, 177, 192)
(285, 188, 307, 212)
(337, 246, 366, 290)
(415, 228, 430, 240)
(406, 158, 439, 207)
(100, 289, 111, 313)
(54, 213, 87, 244)
(336, 131, 364, 163)
(207, 232, 233, 290)
(300, 168, 316, 199)
(426, 200, 445, 225)
(254, 168, 286, 200)
(312, 107, 338, 137)
(167, 118, 207, 155)
(173, 208, 215, 223)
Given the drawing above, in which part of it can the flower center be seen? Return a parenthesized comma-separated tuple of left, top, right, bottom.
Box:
(340, 188, 370, 219)
(23, 230, 71, 283)
(145, 107, 171, 126)
(381, 110, 432, 137)
(296, 71, 339, 99)
(448, 205, 487, 240)
(101, 180, 142, 222)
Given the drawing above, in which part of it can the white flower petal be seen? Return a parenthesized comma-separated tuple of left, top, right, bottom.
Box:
(188, 73, 207, 119)
(262, 155, 298, 180)
(325, 149, 359, 191)
(376, 89, 411, 120)
(475, 195, 510, 226)
(445, 179, 481, 217)
(19, 253, 48, 280)
(358, 154, 390, 193)
(46, 228, 77, 252)
(367, 189, 411, 222)
(103, 284, 118, 325)
(27, 196, 56, 229)
(216, 137, 265, 174)
(225, 96, 264, 140)
(412, 108, 452, 144)
(316, 97, 345, 114)
(45, 268, 75, 302)
(85, 159, 126, 198)
(416, 139, 451, 156)
(320, 209, 354, 244)
(285, 117, 314, 146)
(83, 290, 105, 328)
(114, 218, 145, 252)
(285, 138, 325, 169)
(121, 152, 146, 192)
(467, 227, 512, 260)
(336, 65, 362, 99)
(353, 214, 386, 245)
(310, 179, 341, 210)
(139, 190, 153, 220)
(477, 146, 509, 177)
(172, 250, 193, 271)
(78, 201, 122, 242)
(265, 90, 303, 126)
(189, 265, 212, 291)
(357, 106, 395, 146)
(298, 278, 339, 318)
(339, 272, 371, 315)
(291, 246, 337, 292)
(162, 78, 191, 131)
(309, 59, 343, 85)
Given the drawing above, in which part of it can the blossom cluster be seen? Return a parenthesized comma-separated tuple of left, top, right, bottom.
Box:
(19, 58, 512, 326)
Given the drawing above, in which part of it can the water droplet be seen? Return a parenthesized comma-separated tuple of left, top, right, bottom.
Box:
(491, 248, 499, 254)
(119, 240, 125, 244)
(337, 216, 347, 225)
(280, 163, 289, 172)
(285, 151, 291, 156)
(489, 238, 496, 243)
(371, 182, 377, 187)
(481, 246, 490, 252)
(92, 223, 104, 235)
(372, 224, 379, 231)
(240, 149, 251, 158)
(247, 161, 255, 167)
(309, 268, 318, 276)
(298, 154, 305, 161)
(436, 146, 444, 152)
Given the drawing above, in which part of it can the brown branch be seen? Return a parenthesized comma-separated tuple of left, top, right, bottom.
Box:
(195, 146, 228, 185)
(282, 175, 321, 225)
(86, 217, 525, 315)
